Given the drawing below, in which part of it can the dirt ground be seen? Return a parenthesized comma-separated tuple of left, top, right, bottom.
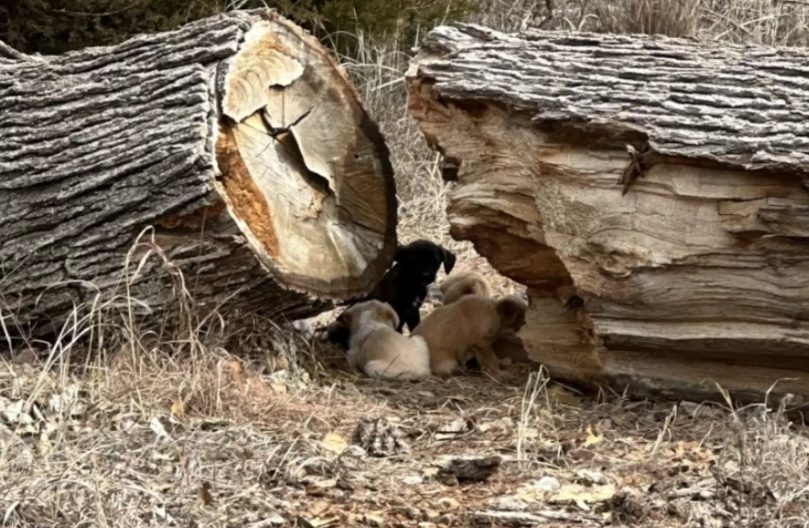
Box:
(2, 204, 807, 528)
(2, 230, 809, 528)
(3, 322, 809, 528)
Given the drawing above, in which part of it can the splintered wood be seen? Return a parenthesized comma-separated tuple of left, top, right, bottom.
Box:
(407, 25, 809, 400)
(0, 10, 396, 334)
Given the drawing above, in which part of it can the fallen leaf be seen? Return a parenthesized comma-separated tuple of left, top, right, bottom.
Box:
(299, 517, 339, 528)
(3, 400, 32, 425)
(320, 432, 348, 454)
(305, 478, 338, 495)
(583, 425, 602, 447)
(153, 505, 175, 523)
(550, 483, 616, 511)
(362, 513, 385, 527)
(249, 514, 286, 526)
(574, 469, 606, 485)
(198, 481, 214, 506)
(149, 416, 170, 440)
(401, 474, 423, 485)
(307, 499, 331, 518)
(48, 385, 86, 417)
(547, 385, 582, 407)
(170, 400, 185, 419)
(269, 376, 288, 394)
(674, 440, 698, 456)
(37, 432, 52, 456)
(438, 497, 461, 511)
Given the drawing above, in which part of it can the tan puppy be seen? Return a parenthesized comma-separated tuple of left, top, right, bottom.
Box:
(339, 300, 431, 380)
(412, 294, 527, 376)
(440, 271, 492, 305)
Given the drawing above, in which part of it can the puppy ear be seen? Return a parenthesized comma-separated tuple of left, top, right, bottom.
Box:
(497, 297, 526, 329)
(441, 247, 456, 274)
(377, 304, 399, 329)
(387, 306, 400, 329)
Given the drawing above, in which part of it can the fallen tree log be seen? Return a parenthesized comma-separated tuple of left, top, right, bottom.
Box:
(407, 25, 809, 401)
(0, 10, 396, 336)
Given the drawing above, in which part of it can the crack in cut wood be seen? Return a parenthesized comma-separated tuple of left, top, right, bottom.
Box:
(259, 106, 333, 196)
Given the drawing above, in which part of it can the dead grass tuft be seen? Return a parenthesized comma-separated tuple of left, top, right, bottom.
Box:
(475, 0, 809, 46)
(591, 0, 702, 38)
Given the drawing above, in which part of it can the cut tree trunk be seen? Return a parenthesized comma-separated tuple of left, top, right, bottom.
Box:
(407, 25, 809, 402)
(0, 10, 396, 336)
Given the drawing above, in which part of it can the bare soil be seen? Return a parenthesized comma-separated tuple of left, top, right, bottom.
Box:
(3, 330, 809, 527)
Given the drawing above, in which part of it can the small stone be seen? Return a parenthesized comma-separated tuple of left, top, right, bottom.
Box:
(401, 474, 424, 485)
(435, 418, 472, 440)
(343, 445, 368, 458)
(527, 476, 561, 492)
(404, 507, 422, 520)
(491, 495, 530, 511)
(423, 509, 440, 521)
(575, 469, 607, 485)
(266, 514, 286, 526)
(437, 497, 460, 511)
(362, 513, 385, 527)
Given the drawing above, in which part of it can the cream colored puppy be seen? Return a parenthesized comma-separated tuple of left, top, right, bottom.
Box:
(412, 294, 527, 376)
(440, 271, 492, 305)
(339, 300, 431, 380)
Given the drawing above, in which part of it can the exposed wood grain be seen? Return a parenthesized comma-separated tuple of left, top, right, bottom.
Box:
(0, 10, 396, 336)
(407, 25, 809, 401)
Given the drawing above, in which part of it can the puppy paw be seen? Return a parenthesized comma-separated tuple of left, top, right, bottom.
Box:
(431, 358, 459, 376)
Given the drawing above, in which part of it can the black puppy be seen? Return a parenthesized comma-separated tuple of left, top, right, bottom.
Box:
(372, 239, 456, 331)
(326, 239, 456, 348)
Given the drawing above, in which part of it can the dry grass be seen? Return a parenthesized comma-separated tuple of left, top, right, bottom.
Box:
(3, 244, 809, 526)
(590, 0, 702, 37)
(475, 0, 809, 46)
(5, 1, 809, 526)
(5, 326, 809, 526)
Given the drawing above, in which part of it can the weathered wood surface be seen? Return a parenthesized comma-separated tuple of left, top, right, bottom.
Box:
(0, 10, 396, 336)
(407, 25, 809, 401)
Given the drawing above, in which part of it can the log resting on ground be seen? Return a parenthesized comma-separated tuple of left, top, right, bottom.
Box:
(0, 10, 396, 336)
(407, 25, 809, 401)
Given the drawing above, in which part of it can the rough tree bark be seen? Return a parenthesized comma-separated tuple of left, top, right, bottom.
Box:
(407, 25, 809, 401)
(0, 10, 396, 335)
